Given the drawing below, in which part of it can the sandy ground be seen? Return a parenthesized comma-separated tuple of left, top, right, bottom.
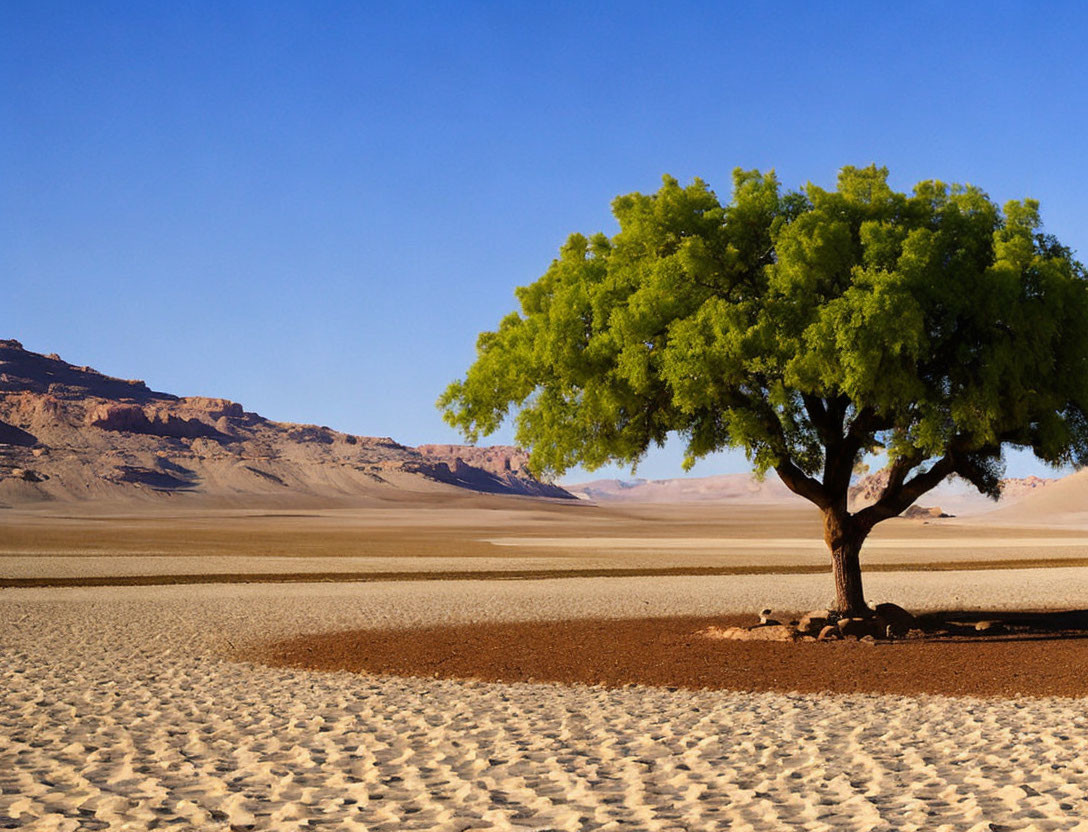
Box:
(10, 545, 1088, 581)
(6, 503, 1088, 582)
(6, 500, 1088, 829)
(6, 572, 1088, 831)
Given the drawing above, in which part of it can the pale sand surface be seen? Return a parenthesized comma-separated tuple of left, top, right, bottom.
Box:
(6, 503, 1088, 580)
(491, 536, 1088, 550)
(5, 572, 1088, 830)
(11, 542, 1088, 580)
(0, 554, 588, 579)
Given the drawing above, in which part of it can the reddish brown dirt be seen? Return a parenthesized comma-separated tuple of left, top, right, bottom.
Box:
(250, 613, 1088, 699)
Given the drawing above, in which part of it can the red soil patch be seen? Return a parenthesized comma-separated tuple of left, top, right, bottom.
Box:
(249, 611, 1088, 699)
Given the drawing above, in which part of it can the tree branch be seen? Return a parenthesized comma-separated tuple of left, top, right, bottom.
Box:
(844, 406, 890, 447)
(816, 397, 863, 501)
(882, 450, 923, 494)
(854, 454, 956, 530)
(776, 459, 831, 509)
(801, 394, 829, 439)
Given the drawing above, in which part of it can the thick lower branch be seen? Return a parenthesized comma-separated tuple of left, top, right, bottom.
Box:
(775, 460, 830, 509)
(855, 454, 956, 531)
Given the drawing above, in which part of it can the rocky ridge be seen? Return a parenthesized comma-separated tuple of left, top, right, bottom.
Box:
(848, 468, 1053, 515)
(0, 339, 572, 505)
(415, 444, 570, 499)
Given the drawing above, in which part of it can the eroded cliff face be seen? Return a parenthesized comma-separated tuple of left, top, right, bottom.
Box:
(0, 339, 572, 505)
(415, 444, 572, 499)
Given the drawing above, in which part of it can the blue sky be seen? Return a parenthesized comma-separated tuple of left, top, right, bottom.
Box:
(3, 1, 1086, 481)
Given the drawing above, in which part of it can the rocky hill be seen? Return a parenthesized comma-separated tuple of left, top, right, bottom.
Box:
(848, 468, 1053, 515)
(0, 339, 572, 505)
(415, 445, 570, 499)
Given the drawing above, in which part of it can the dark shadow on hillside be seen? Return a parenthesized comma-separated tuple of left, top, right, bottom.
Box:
(415, 460, 575, 499)
(106, 465, 197, 491)
(0, 420, 38, 446)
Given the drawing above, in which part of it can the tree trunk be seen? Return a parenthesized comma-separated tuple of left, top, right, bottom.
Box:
(823, 509, 869, 616)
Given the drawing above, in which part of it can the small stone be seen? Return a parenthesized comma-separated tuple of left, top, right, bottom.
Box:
(874, 602, 917, 635)
(817, 625, 839, 641)
(837, 617, 877, 638)
(9, 468, 44, 482)
(797, 609, 831, 634)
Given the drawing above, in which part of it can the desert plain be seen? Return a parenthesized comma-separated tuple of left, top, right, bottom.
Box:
(5, 486, 1088, 831)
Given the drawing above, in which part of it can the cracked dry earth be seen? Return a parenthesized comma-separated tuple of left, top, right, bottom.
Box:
(3, 575, 1088, 831)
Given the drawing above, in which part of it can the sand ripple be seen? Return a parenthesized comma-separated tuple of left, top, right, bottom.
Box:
(3, 574, 1088, 830)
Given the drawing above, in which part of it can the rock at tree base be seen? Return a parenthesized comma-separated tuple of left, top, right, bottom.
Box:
(699, 603, 931, 643)
(817, 625, 840, 641)
(874, 602, 918, 636)
(758, 608, 781, 625)
(837, 618, 881, 638)
(797, 609, 831, 635)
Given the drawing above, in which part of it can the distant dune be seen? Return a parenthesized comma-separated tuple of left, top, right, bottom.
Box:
(0, 339, 572, 505)
(980, 468, 1088, 525)
(566, 473, 804, 505)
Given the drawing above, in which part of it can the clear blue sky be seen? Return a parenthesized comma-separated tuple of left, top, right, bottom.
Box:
(3, 1, 1086, 481)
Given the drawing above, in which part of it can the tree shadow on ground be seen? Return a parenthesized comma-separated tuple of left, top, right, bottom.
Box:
(911, 608, 1088, 643)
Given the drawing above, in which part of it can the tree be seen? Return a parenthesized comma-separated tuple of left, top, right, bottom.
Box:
(439, 166, 1088, 615)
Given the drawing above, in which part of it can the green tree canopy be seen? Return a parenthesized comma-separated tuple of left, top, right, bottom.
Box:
(440, 166, 1088, 614)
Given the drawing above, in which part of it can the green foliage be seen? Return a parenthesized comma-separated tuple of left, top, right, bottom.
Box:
(439, 166, 1088, 506)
